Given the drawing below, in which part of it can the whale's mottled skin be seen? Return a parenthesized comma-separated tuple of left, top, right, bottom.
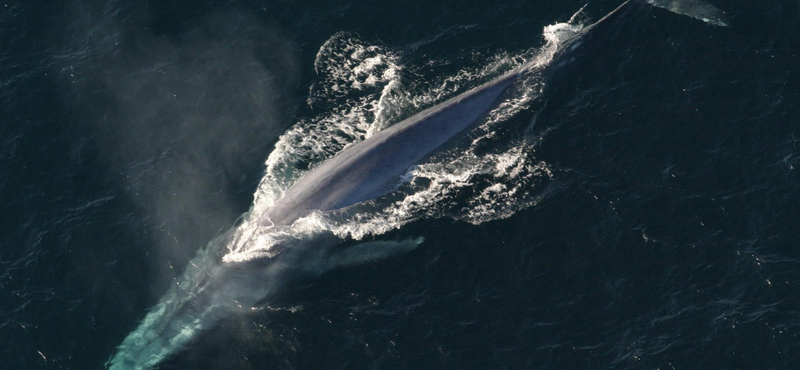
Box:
(108, 1, 729, 369)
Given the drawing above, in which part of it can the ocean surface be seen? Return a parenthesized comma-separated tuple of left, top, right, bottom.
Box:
(2, 0, 800, 369)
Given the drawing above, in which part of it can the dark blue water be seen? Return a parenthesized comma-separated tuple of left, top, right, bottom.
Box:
(2, 0, 799, 369)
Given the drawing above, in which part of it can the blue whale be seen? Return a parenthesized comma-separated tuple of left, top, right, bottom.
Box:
(107, 1, 728, 369)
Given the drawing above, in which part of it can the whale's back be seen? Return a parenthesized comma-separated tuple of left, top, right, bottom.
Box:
(262, 71, 520, 227)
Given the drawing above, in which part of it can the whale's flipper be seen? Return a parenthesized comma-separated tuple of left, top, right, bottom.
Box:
(646, 0, 729, 26)
(323, 237, 424, 270)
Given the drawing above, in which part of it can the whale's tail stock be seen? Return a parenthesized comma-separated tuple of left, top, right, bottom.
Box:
(106, 234, 424, 370)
